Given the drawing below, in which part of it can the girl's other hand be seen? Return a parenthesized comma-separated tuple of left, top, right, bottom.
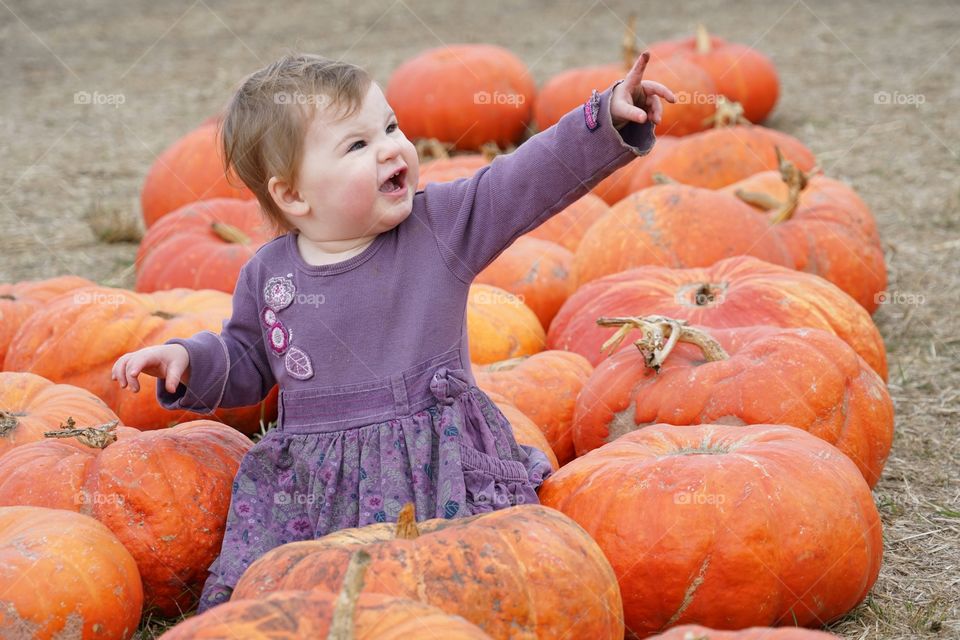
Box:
(111, 344, 190, 394)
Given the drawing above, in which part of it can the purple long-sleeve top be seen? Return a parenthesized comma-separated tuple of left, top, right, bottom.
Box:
(157, 81, 656, 418)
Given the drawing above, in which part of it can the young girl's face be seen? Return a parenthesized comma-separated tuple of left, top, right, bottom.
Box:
(295, 82, 419, 242)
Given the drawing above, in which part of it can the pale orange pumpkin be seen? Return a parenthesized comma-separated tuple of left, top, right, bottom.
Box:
(483, 388, 560, 470)
(467, 284, 545, 364)
(649, 625, 839, 639)
(524, 192, 611, 251)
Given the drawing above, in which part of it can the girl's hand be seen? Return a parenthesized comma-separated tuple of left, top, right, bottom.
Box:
(112, 344, 190, 394)
(610, 51, 677, 129)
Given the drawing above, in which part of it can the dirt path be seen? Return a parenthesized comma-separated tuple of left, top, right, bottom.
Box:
(1, 0, 957, 637)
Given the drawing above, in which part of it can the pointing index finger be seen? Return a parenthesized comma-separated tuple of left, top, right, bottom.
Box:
(624, 51, 651, 92)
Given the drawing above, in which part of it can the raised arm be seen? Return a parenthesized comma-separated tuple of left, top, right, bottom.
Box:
(156, 263, 276, 413)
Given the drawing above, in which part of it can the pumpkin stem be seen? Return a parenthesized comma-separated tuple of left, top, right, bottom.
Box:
(768, 146, 811, 224)
(733, 189, 783, 211)
(415, 138, 451, 162)
(0, 410, 24, 436)
(395, 502, 421, 540)
(152, 310, 176, 320)
(695, 24, 712, 54)
(622, 14, 638, 70)
(327, 549, 372, 640)
(211, 221, 251, 245)
(652, 172, 677, 185)
(43, 417, 119, 449)
(703, 96, 747, 128)
(484, 355, 530, 372)
(596, 315, 728, 371)
(0, 294, 15, 300)
(479, 141, 507, 161)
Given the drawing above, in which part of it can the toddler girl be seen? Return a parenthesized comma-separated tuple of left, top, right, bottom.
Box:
(112, 50, 674, 612)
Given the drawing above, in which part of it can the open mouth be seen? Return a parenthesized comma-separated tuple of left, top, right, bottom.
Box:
(379, 167, 407, 194)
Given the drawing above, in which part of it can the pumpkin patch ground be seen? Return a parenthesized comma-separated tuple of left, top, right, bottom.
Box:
(1, 1, 956, 639)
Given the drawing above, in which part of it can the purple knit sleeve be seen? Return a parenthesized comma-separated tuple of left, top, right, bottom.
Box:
(422, 80, 656, 283)
(156, 263, 276, 413)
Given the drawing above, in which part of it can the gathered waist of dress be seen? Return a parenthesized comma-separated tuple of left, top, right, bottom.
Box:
(276, 348, 476, 434)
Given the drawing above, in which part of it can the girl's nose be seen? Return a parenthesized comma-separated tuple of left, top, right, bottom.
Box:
(377, 137, 403, 162)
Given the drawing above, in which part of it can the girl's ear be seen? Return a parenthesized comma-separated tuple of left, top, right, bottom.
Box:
(268, 176, 310, 218)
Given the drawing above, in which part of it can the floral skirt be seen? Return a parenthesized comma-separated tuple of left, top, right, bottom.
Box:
(197, 365, 553, 613)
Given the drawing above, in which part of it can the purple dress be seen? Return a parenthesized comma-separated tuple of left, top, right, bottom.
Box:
(157, 81, 655, 612)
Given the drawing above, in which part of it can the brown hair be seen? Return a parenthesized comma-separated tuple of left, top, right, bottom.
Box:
(217, 53, 372, 236)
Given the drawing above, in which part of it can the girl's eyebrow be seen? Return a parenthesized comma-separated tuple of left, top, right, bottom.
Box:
(334, 111, 398, 149)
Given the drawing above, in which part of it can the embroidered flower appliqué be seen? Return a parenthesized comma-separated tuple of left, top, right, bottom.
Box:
(583, 89, 600, 131)
(263, 276, 295, 311)
(260, 307, 279, 329)
(267, 322, 290, 356)
(284, 346, 314, 380)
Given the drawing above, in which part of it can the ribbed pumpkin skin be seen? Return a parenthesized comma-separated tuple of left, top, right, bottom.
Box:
(160, 590, 492, 639)
(649, 624, 838, 639)
(533, 59, 717, 137)
(547, 256, 888, 380)
(629, 126, 817, 191)
(387, 44, 535, 151)
(484, 388, 560, 470)
(574, 184, 795, 285)
(136, 198, 273, 294)
(0, 371, 121, 459)
(4, 285, 278, 433)
(141, 123, 254, 228)
(467, 284, 545, 364)
(475, 350, 593, 465)
(476, 236, 575, 330)
(0, 506, 143, 640)
(417, 154, 490, 189)
(650, 34, 780, 123)
(722, 171, 887, 313)
(573, 325, 894, 486)
(233, 505, 624, 640)
(0, 420, 251, 616)
(0, 276, 95, 365)
(540, 424, 883, 638)
(525, 192, 611, 251)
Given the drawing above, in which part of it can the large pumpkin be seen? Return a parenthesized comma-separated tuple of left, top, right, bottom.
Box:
(574, 317, 894, 486)
(0, 371, 121, 459)
(722, 160, 886, 313)
(547, 256, 888, 380)
(540, 424, 883, 637)
(524, 192, 611, 251)
(475, 350, 593, 465)
(4, 285, 278, 433)
(141, 123, 254, 228)
(650, 25, 780, 123)
(590, 135, 680, 205)
(484, 388, 560, 470)
(628, 125, 817, 191)
(467, 284, 545, 364)
(136, 198, 274, 294)
(0, 276, 95, 366)
(417, 153, 490, 188)
(233, 504, 624, 639)
(0, 420, 251, 616)
(573, 183, 796, 285)
(387, 44, 536, 151)
(0, 506, 143, 640)
(476, 236, 576, 329)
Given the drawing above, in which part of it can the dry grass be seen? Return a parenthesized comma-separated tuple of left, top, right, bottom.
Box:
(2, 1, 957, 638)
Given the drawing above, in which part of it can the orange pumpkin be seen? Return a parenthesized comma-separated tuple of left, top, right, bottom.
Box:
(4, 285, 278, 433)
(475, 350, 593, 465)
(476, 236, 575, 329)
(417, 154, 490, 189)
(650, 25, 780, 123)
(575, 317, 894, 486)
(547, 256, 888, 380)
(0, 506, 143, 640)
(0, 420, 251, 616)
(467, 284, 545, 364)
(0, 276, 95, 366)
(573, 183, 796, 285)
(387, 45, 536, 151)
(524, 192, 611, 251)
(590, 135, 679, 205)
(479, 388, 559, 470)
(136, 198, 274, 294)
(629, 125, 817, 191)
(722, 162, 886, 313)
(0, 371, 121, 459)
(540, 424, 883, 637)
(649, 625, 839, 639)
(234, 504, 624, 639)
(141, 123, 254, 228)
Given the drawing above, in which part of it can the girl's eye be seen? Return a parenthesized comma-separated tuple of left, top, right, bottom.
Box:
(348, 140, 366, 152)
(386, 122, 398, 133)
